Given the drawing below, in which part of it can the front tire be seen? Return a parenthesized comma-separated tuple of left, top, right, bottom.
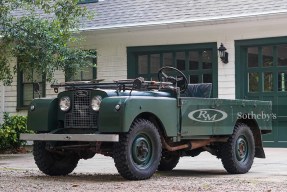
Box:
(221, 123, 255, 174)
(33, 141, 79, 176)
(113, 119, 162, 180)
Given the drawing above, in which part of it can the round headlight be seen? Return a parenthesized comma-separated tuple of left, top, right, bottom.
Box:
(91, 96, 102, 111)
(30, 105, 35, 111)
(59, 96, 71, 111)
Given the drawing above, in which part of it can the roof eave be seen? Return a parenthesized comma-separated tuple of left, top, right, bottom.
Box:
(80, 11, 287, 33)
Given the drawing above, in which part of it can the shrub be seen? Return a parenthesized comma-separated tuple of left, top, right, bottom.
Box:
(0, 112, 32, 151)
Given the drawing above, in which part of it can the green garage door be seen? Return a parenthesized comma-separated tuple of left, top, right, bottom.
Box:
(127, 43, 218, 97)
(236, 37, 287, 147)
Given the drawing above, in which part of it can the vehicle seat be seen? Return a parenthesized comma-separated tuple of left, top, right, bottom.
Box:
(180, 83, 212, 98)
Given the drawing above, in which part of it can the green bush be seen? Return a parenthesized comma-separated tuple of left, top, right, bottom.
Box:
(0, 112, 32, 151)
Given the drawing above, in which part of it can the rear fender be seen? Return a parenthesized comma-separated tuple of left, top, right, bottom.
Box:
(237, 119, 266, 158)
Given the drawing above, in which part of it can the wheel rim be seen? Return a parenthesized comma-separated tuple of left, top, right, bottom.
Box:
(236, 136, 249, 162)
(131, 133, 153, 169)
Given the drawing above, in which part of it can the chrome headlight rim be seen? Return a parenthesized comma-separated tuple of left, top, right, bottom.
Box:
(59, 96, 71, 112)
(91, 96, 102, 111)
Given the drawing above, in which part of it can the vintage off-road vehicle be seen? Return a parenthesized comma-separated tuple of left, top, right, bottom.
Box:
(21, 67, 272, 180)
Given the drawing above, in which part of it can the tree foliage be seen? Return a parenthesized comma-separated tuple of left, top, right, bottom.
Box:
(0, 0, 94, 85)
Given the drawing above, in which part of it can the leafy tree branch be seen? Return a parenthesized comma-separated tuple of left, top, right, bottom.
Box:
(0, 0, 94, 85)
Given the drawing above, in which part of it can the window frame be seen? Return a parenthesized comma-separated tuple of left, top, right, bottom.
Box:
(17, 65, 46, 110)
(127, 43, 218, 97)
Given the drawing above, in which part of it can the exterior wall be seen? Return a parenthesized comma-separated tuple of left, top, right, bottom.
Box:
(3, 58, 19, 116)
(81, 16, 287, 101)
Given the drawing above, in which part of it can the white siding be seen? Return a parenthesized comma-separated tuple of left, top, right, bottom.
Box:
(4, 58, 19, 115)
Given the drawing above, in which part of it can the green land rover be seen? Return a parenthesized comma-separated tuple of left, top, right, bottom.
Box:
(21, 67, 272, 180)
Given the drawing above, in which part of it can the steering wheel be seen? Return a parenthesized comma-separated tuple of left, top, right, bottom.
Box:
(157, 66, 188, 93)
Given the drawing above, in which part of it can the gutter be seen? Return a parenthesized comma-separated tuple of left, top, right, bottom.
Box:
(80, 10, 287, 33)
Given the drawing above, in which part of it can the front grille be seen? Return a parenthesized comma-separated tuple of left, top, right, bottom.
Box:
(64, 91, 98, 129)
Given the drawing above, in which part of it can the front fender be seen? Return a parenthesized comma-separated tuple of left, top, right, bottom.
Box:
(98, 96, 179, 136)
(27, 98, 58, 132)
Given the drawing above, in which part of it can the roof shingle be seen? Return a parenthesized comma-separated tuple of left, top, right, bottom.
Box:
(81, 0, 287, 29)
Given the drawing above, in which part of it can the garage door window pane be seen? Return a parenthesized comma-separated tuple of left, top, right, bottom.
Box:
(263, 46, 273, 67)
(248, 47, 259, 68)
(176, 52, 185, 70)
(163, 53, 173, 67)
(248, 72, 259, 92)
(203, 74, 212, 83)
(202, 50, 212, 69)
(189, 75, 199, 83)
(138, 55, 148, 74)
(150, 54, 160, 73)
(189, 51, 199, 70)
(278, 72, 287, 91)
(264, 72, 273, 92)
(278, 45, 287, 66)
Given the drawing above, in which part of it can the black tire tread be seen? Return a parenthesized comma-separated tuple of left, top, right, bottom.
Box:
(33, 141, 79, 176)
(113, 119, 162, 180)
(221, 123, 255, 174)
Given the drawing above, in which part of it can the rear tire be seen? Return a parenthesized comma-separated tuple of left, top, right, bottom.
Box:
(33, 141, 79, 176)
(158, 151, 179, 171)
(113, 119, 162, 180)
(221, 123, 255, 174)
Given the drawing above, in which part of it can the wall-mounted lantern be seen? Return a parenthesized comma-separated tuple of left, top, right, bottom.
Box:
(218, 43, 228, 64)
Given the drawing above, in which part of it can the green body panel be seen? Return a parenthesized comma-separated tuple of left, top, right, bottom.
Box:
(181, 98, 272, 138)
(99, 96, 178, 136)
(27, 98, 58, 132)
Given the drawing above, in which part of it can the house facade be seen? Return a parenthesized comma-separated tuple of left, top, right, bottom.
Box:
(1, 0, 287, 147)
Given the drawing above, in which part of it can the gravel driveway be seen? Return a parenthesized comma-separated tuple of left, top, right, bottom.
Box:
(0, 148, 286, 192)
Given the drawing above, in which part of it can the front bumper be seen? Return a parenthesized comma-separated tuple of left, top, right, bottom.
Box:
(20, 133, 119, 142)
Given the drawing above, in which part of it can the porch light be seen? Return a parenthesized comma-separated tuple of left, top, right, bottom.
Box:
(218, 43, 228, 64)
